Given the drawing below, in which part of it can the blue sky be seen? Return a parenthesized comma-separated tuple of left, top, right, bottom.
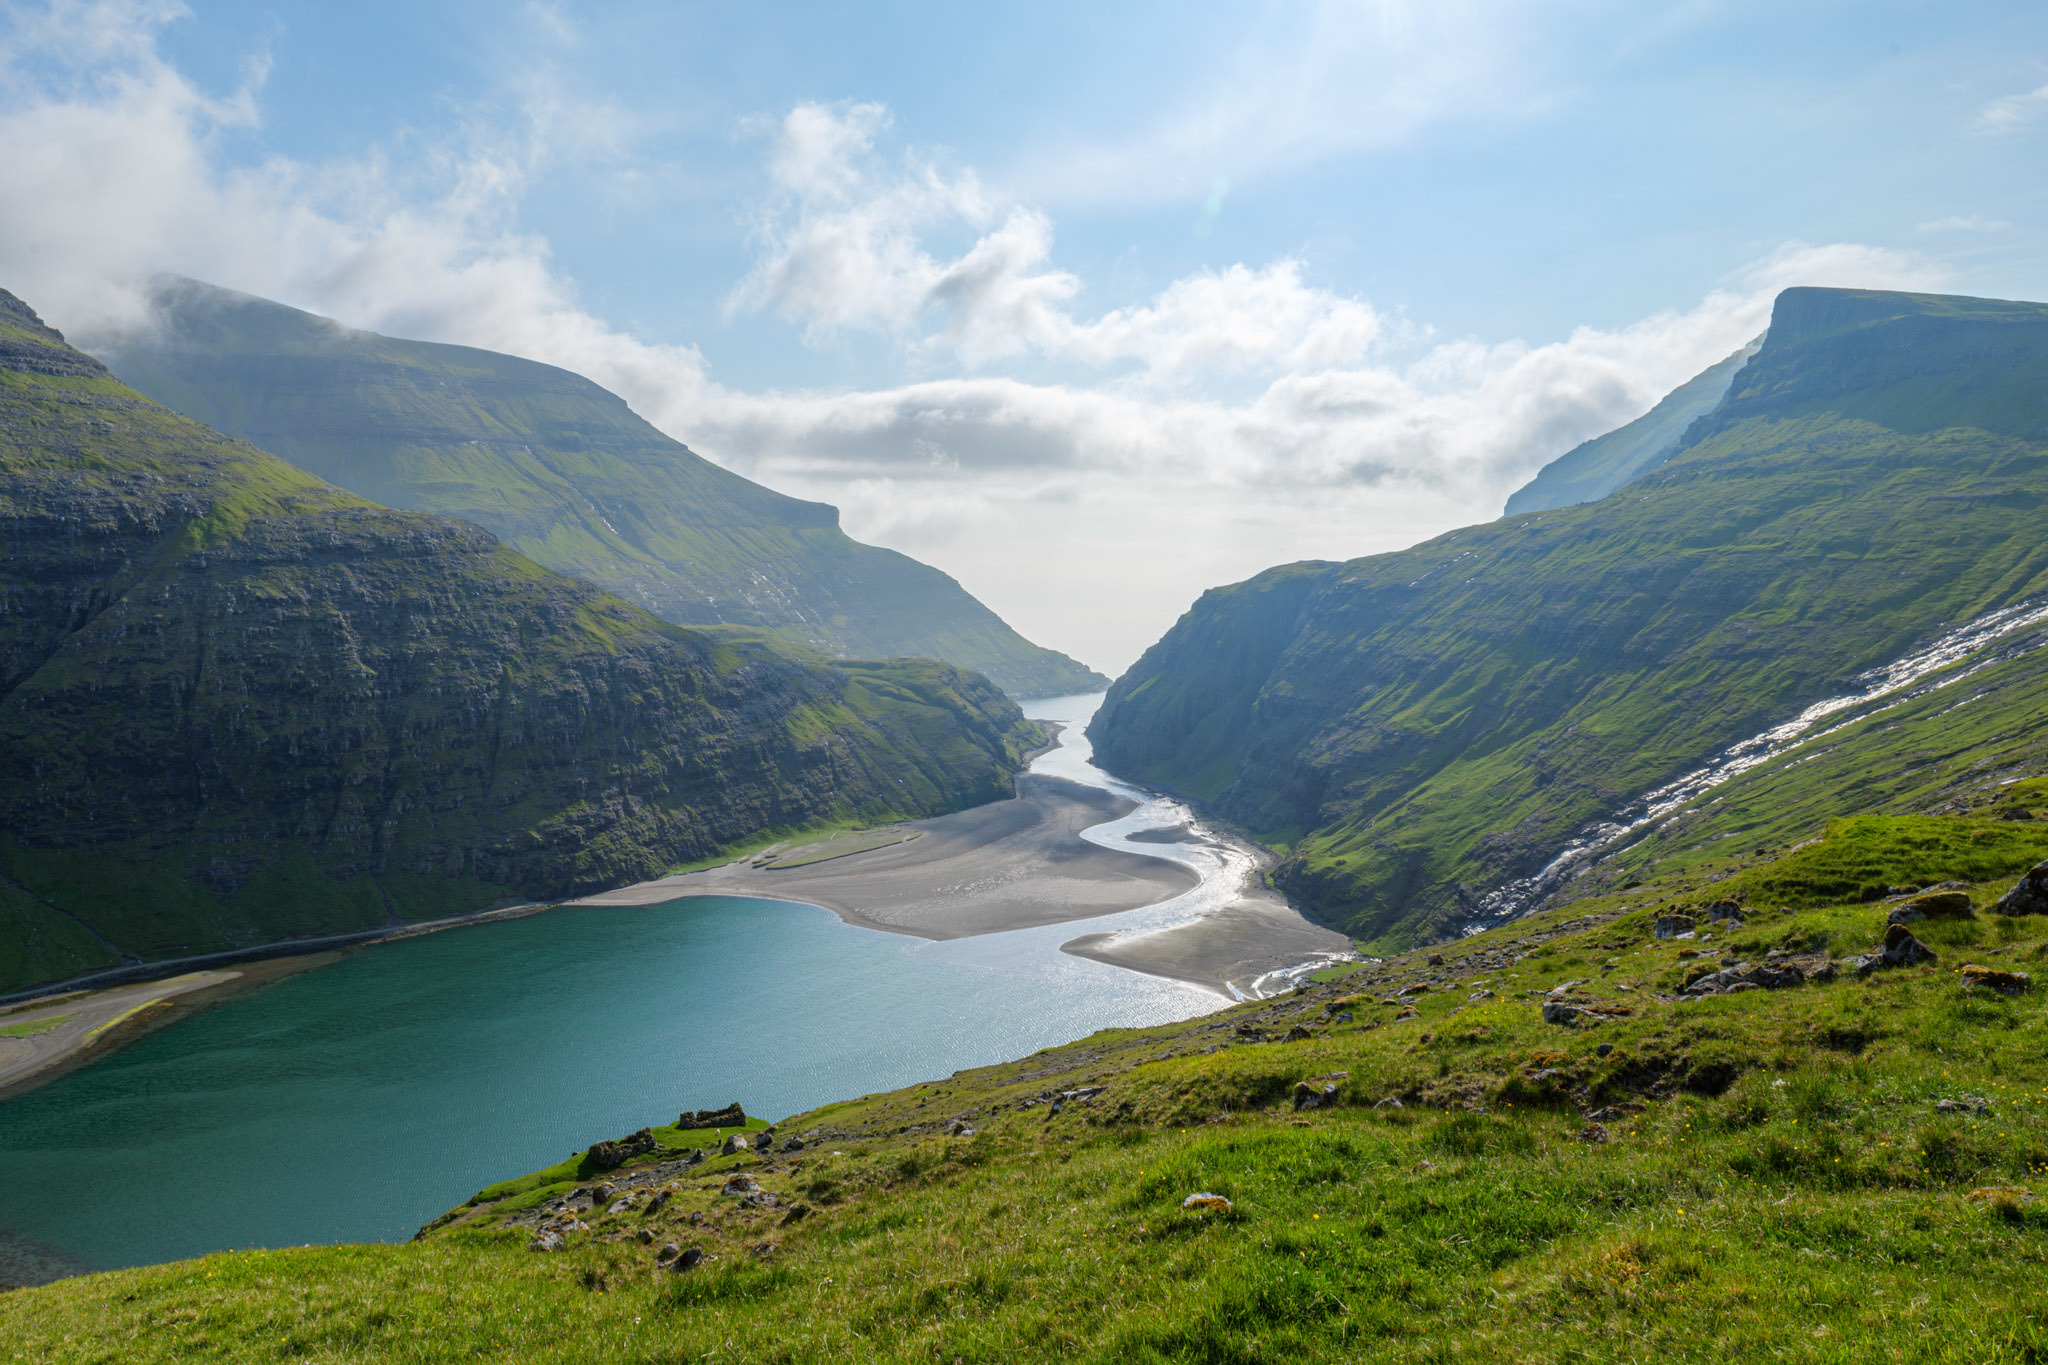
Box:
(4, 0, 2047, 669)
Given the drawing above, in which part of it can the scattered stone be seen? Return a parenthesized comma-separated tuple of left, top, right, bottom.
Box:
(1428, 954, 1445, 966)
(689, 1212, 705, 1227)
(591, 1184, 617, 1203)
(1994, 860, 2048, 917)
(528, 1231, 564, 1253)
(1181, 1192, 1233, 1214)
(782, 1137, 807, 1152)
(1577, 1122, 1611, 1144)
(1542, 1001, 1632, 1026)
(948, 1120, 977, 1137)
(646, 1192, 670, 1217)
(636, 1228, 654, 1245)
(1705, 900, 1745, 923)
(1292, 1072, 1348, 1111)
(720, 1132, 752, 1156)
(1468, 990, 1495, 1002)
(722, 1173, 762, 1196)
(1329, 1010, 1354, 1024)
(669, 1247, 705, 1272)
(1683, 961, 1806, 996)
(1653, 915, 1696, 940)
(1960, 963, 2032, 996)
(1395, 1006, 1420, 1021)
(658, 1243, 681, 1261)
(680, 1103, 747, 1129)
(1398, 982, 1430, 996)
(606, 1196, 635, 1215)
(1284, 1024, 1315, 1042)
(585, 1129, 657, 1172)
(1857, 924, 1938, 975)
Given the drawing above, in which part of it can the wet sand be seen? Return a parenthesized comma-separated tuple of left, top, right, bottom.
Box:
(572, 773, 1202, 938)
(1062, 888, 1353, 996)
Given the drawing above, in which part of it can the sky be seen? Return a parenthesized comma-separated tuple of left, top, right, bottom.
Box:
(2, 1, 2046, 673)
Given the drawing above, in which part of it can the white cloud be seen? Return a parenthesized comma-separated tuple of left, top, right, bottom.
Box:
(0, 3, 1957, 672)
(1978, 83, 2048, 131)
(1914, 214, 2014, 234)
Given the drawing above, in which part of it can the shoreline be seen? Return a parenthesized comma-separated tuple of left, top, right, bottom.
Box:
(0, 711, 1346, 1101)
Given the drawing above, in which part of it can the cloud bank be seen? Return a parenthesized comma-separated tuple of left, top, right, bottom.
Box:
(0, 1, 1952, 671)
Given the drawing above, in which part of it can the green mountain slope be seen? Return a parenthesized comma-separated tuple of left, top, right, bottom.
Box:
(1091, 287, 2048, 949)
(0, 287, 1043, 994)
(1503, 337, 1760, 515)
(96, 278, 1105, 700)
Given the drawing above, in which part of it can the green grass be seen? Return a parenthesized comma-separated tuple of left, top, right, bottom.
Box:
(11, 822, 2048, 1361)
(0, 1012, 71, 1038)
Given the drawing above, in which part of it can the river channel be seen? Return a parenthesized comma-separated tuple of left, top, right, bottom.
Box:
(0, 695, 1253, 1280)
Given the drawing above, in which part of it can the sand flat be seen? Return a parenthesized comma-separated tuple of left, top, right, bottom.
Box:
(572, 773, 1200, 938)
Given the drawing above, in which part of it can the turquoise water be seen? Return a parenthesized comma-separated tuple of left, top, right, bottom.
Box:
(0, 695, 1227, 1275)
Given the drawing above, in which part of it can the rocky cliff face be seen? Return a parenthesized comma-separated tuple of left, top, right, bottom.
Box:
(1092, 287, 2048, 949)
(95, 278, 1106, 700)
(0, 288, 1041, 992)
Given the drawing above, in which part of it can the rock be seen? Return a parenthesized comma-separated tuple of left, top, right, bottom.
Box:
(1857, 924, 1937, 975)
(646, 1191, 670, 1216)
(683, 1149, 706, 1167)
(606, 1196, 635, 1214)
(721, 1173, 761, 1196)
(689, 1211, 705, 1227)
(1705, 900, 1744, 923)
(670, 1247, 705, 1272)
(1292, 1072, 1347, 1111)
(948, 1120, 977, 1137)
(636, 1228, 654, 1245)
(1541, 1001, 1589, 1025)
(779, 1204, 812, 1226)
(1891, 891, 1974, 924)
(1398, 982, 1430, 996)
(1577, 1122, 1611, 1143)
(1653, 915, 1696, 940)
(1329, 1010, 1354, 1024)
(680, 1103, 748, 1129)
(720, 1132, 752, 1156)
(1181, 1192, 1233, 1213)
(782, 1137, 806, 1152)
(1596, 1042, 1614, 1058)
(658, 1243, 681, 1261)
(592, 1184, 617, 1203)
(1994, 860, 2048, 917)
(1427, 954, 1445, 966)
(528, 1231, 564, 1252)
(1394, 1006, 1420, 1021)
(585, 1128, 657, 1172)
(1544, 981, 1581, 1000)
(1374, 1097, 1405, 1110)
(752, 1242, 778, 1257)
(1683, 961, 1806, 996)
(1960, 963, 2032, 996)
(1937, 1095, 1992, 1115)
(1284, 1024, 1315, 1042)
(1468, 990, 1495, 1002)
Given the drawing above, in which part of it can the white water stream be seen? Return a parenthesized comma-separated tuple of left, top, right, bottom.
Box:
(1466, 595, 2048, 929)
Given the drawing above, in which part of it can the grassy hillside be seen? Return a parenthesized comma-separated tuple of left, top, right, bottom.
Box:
(1091, 287, 2048, 950)
(1503, 338, 1759, 516)
(95, 278, 1105, 700)
(7, 802, 2048, 1360)
(0, 288, 1043, 994)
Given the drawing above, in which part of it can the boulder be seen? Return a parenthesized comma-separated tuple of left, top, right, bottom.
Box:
(721, 1173, 761, 1195)
(670, 1247, 705, 1272)
(584, 1129, 657, 1172)
(680, 1102, 748, 1129)
(1292, 1072, 1348, 1111)
(1653, 915, 1696, 940)
(1994, 860, 2048, 917)
(1889, 891, 1974, 924)
(1683, 962, 1806, 996)
(720, 1132, 752, 1156)
(1704, 900, 1745, 923)
(1959, 964, 2032, 997)
(1284, 1024, 1315, 1042)
(1857, 924, 1937, 975)
(1398, 982, 1430, 996)
(1427, 954, 1445, 966)
(782, 1137, 806, 1152)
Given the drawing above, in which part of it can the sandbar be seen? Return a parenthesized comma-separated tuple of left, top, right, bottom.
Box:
(573, 773, 1201, 939)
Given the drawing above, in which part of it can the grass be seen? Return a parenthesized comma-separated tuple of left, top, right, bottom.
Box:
(0, 1013, 71, 1038)
(9, 821, 2048, 1361)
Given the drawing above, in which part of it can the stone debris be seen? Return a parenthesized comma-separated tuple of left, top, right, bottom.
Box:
(1181, 1192, 1233, 1213)
(1994, 860, 2048, 917)
(1959, 963, 2032, 996)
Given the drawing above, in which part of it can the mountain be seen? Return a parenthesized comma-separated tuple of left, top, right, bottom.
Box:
(95, 278, 1106, 700)
(0, 287, 1043, 995)
(1091, 287, 2048, 949)
(1502, 337, 1760, 516)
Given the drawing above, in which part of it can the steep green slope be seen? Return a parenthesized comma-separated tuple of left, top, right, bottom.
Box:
(1503, 337, 1760, 515)
(96, 278, 1105, 699)
(0, 288, 1043, 994)
(1092, 287, 2048, 949)
(11, 813, 2048, 1360)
